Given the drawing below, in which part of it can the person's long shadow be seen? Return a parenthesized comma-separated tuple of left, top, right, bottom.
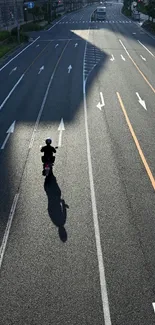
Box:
(44, 175, 69, 242)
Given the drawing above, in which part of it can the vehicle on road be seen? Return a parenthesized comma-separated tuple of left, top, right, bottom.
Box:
(96, 6, 106, 20)
(40, 138, 58, 178)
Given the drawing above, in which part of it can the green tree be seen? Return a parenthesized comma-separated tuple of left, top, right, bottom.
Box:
(146, 0, 155, 21)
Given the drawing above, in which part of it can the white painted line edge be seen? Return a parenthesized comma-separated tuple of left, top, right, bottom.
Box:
(83, 29, 112, 325)
(0, 37, 40, 72)
(0, 193, 19, 269)
(0, 74, 24, 110)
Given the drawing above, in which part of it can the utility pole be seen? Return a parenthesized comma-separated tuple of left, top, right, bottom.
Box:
(14, 0, 20, 43)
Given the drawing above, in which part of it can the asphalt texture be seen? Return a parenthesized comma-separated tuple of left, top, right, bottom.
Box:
(0, 2, 155, 325)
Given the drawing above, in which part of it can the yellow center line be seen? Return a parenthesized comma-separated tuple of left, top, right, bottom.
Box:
(116, 92, 155, 191)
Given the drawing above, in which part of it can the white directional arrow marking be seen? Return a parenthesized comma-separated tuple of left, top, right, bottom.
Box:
(58, 118, 65, 147)
(121, 54, 126, 61)
(1, 121, 16, 150)
(75, 43, 78, 47)
(68, 65, 72, 73)
(110, 54, 115, 61)
(36, 44, 39, 47)
(38, 66, 44, 74)
(97, 92, 105, 111)
(55, 44, 59, 48)
(152, 303, 155, 313)
(140, 55, 146, 61)
(136, 92, 147, 110)
(9, 67, 17, 75)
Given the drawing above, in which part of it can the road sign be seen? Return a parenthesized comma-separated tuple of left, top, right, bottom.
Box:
(25, 2, 34, 9)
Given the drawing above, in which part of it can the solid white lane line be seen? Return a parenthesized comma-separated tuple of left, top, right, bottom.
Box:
(137, 40, 155, 57)
(0, 193, 19, 269)
(0, 37, 40, 72)
(83, 29, 112, 325)
(0, 74, 24, 110)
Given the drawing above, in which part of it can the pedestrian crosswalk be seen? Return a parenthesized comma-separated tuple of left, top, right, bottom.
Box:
(58, 20, 132, 24)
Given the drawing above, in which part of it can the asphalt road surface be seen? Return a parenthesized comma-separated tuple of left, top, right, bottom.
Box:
(0, 2, 155, 325)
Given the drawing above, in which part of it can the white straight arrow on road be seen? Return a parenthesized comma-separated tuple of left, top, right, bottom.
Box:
(9, 67, 17, 75)
(38, 66, 44, 74)
(136, 92, 147, 110)
(55, 44, 59, 48)
(1, 121, 16, 150)
(97, 92, 105, 111)
(58, 118, 65, 147)
(121, 54, 126, 61)
(36, 44, 39, 47)
(152, 303, 155, 313)
(75, 43, 78, 47)
(140, 55, 146, 61)
(110, 54, 115, 61)
(68, 65, 72, 73)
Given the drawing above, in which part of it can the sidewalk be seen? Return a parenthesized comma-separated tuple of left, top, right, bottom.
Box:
(138, 12, 155, 26)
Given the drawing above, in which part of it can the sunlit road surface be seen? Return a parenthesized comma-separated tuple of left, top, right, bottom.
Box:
(0, 2, 155, 325)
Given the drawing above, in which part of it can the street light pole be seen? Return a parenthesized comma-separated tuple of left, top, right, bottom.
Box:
(14, 0, 20, 43)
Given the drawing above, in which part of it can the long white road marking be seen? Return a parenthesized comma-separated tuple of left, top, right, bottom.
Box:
(83, 28, 112, 325)
(138, 40, 155, 57)
(0, 37, 40, 72)
(0, 74, 24, 110)
(0, 193, 19, 269)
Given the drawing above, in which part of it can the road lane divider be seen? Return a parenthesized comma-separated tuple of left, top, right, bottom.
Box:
(0, 36, 40, 72)
(0, 74, 24, 110)
(0, 193, 19, 269)
(116, 92, 155, 191)
(83, 28, 112, 325)
(119, 39, 155, 94)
